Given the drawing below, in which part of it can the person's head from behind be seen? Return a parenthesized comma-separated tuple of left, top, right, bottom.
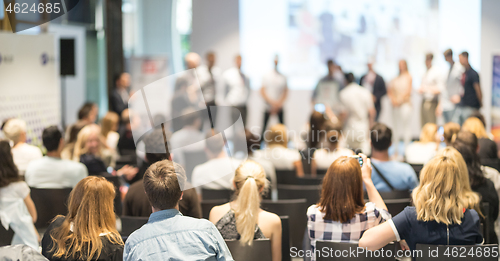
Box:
(0, 140, 20, 188)
(42, 126, 63, 153)
(143, 160, 186, 211)
(205, 133, 225, 159)
(245, 129, 260, 156)
(232, 160, 269, 245)
(319, 156, 364, 222)
(308, 111, 326, 148)
(114, 72, 130, 89)
(367, 62, 373, 72)
(370, 123, 392, 152)
(398, 59, 408, 74)
(462, 117, 488, 139)
(420, 123, 438, 143)
(412, 147, 480, 225)
(459, 51, 469, 67)
(78, 102, 98, 124)
(144, 128, 171, 164)
(73, 124, 102, 161)
(273, 55, 279, 69)
(344, 72, 355, 84)
(50, 176, 122, 261)
(68, 122, 87, 144)
(443, 122, 461, 146)
(206, 51, 216, 67)
(265, 124, 288, 148)
(3, 118, 27, 145)
(454, 131, 479, 152)
(235, 54, 242, 69)
(100, 112, 119, 138)
(453, 141, 485, 188)
(425, 53, 433, 69)
(327, 59, 335, 75)
(325, 129, 341, 151)
(443, 49, 453, 63)
(185, 52, 201, 69)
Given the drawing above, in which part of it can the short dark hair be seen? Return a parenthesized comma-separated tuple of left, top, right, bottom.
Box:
(371, 123, 392, 151)
(443, 49, 453, 57)
(460, 51, 469, 58)
(42, 126, 62, 152)
(344, 72, 355, 84)
(78, 102, 95, 120)
(143, 160, 186, 210)
(144, 128, 171, 163)
(245, 129, 260, 154)
(327, 59, 334, 66)
(455, 131, 478, 151)
(426, 53, 434, 61)
(113, 72, 124, 85)
(206, 133, 225, 155)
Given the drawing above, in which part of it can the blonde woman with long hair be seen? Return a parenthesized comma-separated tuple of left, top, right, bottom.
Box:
(462, 117, 499, 159)
(209, 160, 282, 261)
(41, 176, 123, 261)
(359, 147, 483, 251)
(100, 112, 120, 151)
(405, 123, 439, 164)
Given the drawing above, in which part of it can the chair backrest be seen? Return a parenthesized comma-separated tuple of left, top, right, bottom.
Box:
(316, 241, 395, 261)
(201, 199, 228, 219)
(100, 174, 122, 215)
(225, 239, 272, 261)
(30, 187, 73, 228)
(277, 184, 321, 207)
(0, 226, 14, 246)
(183, 150, 208, 182)
(115, 153, 137, 170)
(201, 188, 233, 201)
(261, 199, 308, 250)
(280, 216, 291, 261)
(377, 190, 411, 200)
(295, 175, 324, 186)
(276, 169, 298, 185)
(410, 163, 424, 179)
(415, 244, 498, 260)
(120, 216, 149, 236)
(384, 198, 412, 217)
(481, 202, 490, 243)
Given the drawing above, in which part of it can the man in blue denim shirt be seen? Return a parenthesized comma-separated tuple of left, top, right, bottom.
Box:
(124, 160, 234, 261)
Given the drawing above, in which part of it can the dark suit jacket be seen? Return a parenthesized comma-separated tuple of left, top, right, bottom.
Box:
(110, 89, 128, 116)
(359, 73, 387, 102)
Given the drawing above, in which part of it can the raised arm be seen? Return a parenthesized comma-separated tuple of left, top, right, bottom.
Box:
(360, 154, 387, 211)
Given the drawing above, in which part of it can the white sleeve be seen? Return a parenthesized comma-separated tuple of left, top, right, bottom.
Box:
(388, 219, 401, 241)
(14, 182, 30, 199)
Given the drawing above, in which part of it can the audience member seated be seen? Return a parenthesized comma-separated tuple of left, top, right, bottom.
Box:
(192, 133, 242, 195)
(462, 117, 498, 160)
(453, 141, 499, 243)
(123, 160, 233, 260)
(245, 129, 277, 198)
(254, 124, 304, 177)
(442, 122, 461, 146)
(117, 109, 137, 154)
(101, 112, 120, 151)
(123, 129, 201, 218)
(306, 111, 327, 150)
(25, 126, 88, 188)
(311, 129, 353, 176)
(65, 102, 98, 141)
(307, 154, 390, 261)
(359, 147, 483, 251)
(61, 122, 87, 161)
(2, 119, 42, 175)
(73, 124, 138, 180)
(405, 123, 439, 164)
(370, 123, 418, 192)
(169, 108, 205, 168)
(0, 140, 39, 249)
(42, 176, 124, 261)
(209, 160, 282, 261)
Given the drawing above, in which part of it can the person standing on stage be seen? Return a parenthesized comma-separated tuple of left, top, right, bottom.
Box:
(418, 53, 443, 126)
(360, 61, 386, 121)
(260, 55, 288, 136)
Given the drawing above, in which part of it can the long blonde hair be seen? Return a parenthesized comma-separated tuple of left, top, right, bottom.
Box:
(462, 117, 488, 139)
(50, 176, 123, 261)
(419, 123, 438, 143)
(100, 112, 119, 138)
(73, 124, 103, 161)
(265, 124, 288, 147)
(412, 147, 481, 225)
(233, 160, 269, 246)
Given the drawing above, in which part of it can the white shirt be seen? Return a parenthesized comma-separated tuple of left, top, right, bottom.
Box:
(340, 83, 374, 131)
(196, 65, 223, 104)
(191, 157, 243, 194)
(169, 127, 206, 167)
(261, 70, 287, 109)
(222, 67, 250, 106)
(253, 145, 301, 170)
(405, 142, 438, 164)
(25, 156, 88, 188)
(106, 131, 120, 151)
(442, 62, 465, 111)
(313, 148, 354, 170)
(11, 143, 43, 176)
(421, 65, 445, 101)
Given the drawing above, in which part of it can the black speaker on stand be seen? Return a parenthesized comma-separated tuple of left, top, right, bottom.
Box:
(60, 39, 76, 129)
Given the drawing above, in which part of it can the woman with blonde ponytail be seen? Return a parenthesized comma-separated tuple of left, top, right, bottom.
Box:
(209, 160, 282, 261)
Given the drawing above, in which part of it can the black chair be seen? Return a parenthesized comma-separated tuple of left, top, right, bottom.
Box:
(201, 199, 228, 219)
(410, 163, 424, 179)
(316, 241, 395, 260)
(481, 158, 500, 172)
(100, 174, 123, 215)
(481, 202, 490, 244)
(120, 216, 149, 236)
(0, 226, 14, 246)
(201, 188, 233, 200)
(115, 153, 137, 170)
(415, 244, 498, 260)
(225, 239, 272, 261)
(261, 199, 308, 250)
(295, 175, 324, 186)
(184, 150, 207, 182)
(384, 198, 412, 217)
(276, 169, 298, 185)
(277, 184, 321, 207)
(364, 190, 411, 200)
(280, 216, 291, 261)
(30, 187, 73, 228)
(316, 169, 328, 175)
